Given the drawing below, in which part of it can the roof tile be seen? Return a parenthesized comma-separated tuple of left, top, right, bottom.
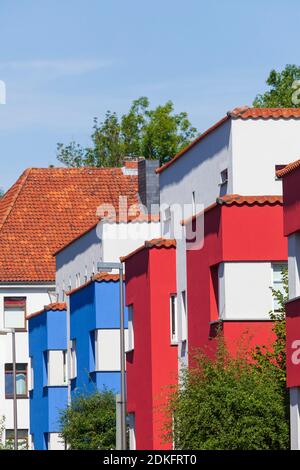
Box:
(0, 167, 138, 282)
(276, 159, 300, 178)
(120, 238, 176, 263)
(27, 302, 67, 320)
(157, 107, 300, 174)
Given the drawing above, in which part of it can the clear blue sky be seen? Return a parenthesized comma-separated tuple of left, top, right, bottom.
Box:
(0, 0, 299, 190)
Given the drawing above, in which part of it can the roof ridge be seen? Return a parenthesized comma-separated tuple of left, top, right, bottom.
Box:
(276, 159, 300, 178)
(0, 168, 32, 232)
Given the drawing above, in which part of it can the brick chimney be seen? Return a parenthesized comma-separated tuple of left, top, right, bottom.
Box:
(138, 159, 160, 214)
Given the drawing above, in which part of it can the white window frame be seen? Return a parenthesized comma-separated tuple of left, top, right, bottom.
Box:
(29, 357, 34, 391)
(170, 295, 178, 344)
(70, 340, 77, 379)
(126, 305, 134, 352)
(272, 262, 288, 312)
(181, 291, 187, 342)
(128, 413, 136, 450)
(47, 350, 67, 386)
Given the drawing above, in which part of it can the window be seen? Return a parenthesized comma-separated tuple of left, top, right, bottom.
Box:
(70, 340, 77, 379)
(5, 363, 27, 398)
(126, 305, 134, 352)
(95, 329, 126, 371)
(163, 206, 172, 237)
(48, 432, 66, 450)
(4, 297, 26, 330)
(192, 191, 196, 217)
(220, 169, 228, 186)
(170, 295, 178, 344)
(128, 413, 136, 450)
(272, 263, 288, 312)
(29, 357, 34, 391)
(5, 429, 28, 450)
(47, 350, 67, 386)
(181, 291, 187, 342)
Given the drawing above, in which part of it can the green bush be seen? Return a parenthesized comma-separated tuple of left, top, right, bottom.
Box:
(59, 390, 116, 450)
(167, 340, 289, 450)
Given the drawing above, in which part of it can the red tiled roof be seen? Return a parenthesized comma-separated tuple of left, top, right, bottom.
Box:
(0, 167, 138, 282)
(66, 272, 121, 296)
(216, 194, 283, 206)
(182, 195, 282, 225)
(120, 238, 176, 263)
(230, 107, 300, 120)
(27, 302, 67, 320)
(157, 107, 300, 174)
(276, 159, 300, 178)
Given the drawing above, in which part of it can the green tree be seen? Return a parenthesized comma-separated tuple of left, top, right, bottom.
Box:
(57, 97, 197, 167)
(253, 64, 300, 107)
(59, 390, 116, 450)
(167, 339, 289, 450)
(253, 267, 288, 384)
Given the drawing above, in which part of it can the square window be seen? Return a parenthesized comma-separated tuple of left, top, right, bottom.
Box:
(272, 263, 288, 312)
(220, 169, 228, 185)
(5, 363, 28, 398)
(5, 429, 28, 450)
(4, 297, 26, 330)
(170, 295, 178, 344)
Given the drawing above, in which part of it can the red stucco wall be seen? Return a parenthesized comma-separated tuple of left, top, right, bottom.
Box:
(125, 246, 177, 450)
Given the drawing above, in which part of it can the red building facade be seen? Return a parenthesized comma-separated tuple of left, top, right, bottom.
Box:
(277, 160, 300, 450)
(122, 239, 178, 450)
(185, 195, 287, 357)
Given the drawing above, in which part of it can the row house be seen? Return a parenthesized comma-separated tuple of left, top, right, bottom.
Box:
(121, 238, 177, 450)
(0, 164, 139, 448)
(276, 160, 300, 450)
(27, 302, 67, 450)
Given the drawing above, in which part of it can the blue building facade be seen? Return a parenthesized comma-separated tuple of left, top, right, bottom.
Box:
(28, 303, 68, 450)
(69, 274, 128, 398)
(28, 275, 127, 449)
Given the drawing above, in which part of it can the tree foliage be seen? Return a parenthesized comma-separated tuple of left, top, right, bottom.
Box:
(253, 267, 288, 384)
(57, 97, 197, 167)
(253, 64, 300, 107)
(166, 268, 290, 450)
(59, 390, 116, 450)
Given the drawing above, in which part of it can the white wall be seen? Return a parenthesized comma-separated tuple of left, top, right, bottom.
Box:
(0, 285, 54, 441)
(232, 119, 300, 196)
(56, 222, 161, 300)
(95, 329, 128, 371)
(100, 221, 161, 264)
(219, 262, 278, 320)
(56, 227, 102, 301)
(48, 432, 65, 450)
(288, 233, 300, 300)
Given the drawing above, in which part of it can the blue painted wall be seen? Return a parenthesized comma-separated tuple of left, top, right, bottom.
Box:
(29, 279, 128, 449)
(28, 308, 68, 450)
(70, 280, 128, 398)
